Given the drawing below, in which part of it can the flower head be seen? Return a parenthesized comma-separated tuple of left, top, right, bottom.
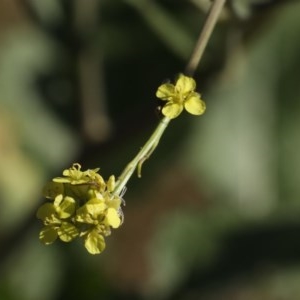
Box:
(156, 74, 206, 119)
(37, 163, 124, 255)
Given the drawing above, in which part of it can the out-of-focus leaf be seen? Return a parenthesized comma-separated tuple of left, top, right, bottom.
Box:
(0, 28, 79, 230)
(0, 29, 79, 168)
(183, 2, 300, 216)
(231, 0, 272, 19)
(2, 233, 63, 300)
(146, 209, 242, 299)
(124, 0, 195, 59)
(28, 0, 63, 25)
(146, 2, 300, 299)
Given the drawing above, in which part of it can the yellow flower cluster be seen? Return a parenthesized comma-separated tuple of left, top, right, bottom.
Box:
(37, 163, 123, 255)
(156, 74, 206, 119)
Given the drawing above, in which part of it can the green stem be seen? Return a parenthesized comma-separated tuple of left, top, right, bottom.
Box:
(113, 116, 170, 196)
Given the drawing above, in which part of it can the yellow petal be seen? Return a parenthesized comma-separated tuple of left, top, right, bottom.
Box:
(106, 208, 121, 228)
(39, 226, 58, 245)
(162, 103, 183, 119)
(175, 74, 196, 95)
(58, 222, 79, 242)
(156, 83, 175, 100)
(53, 194, 63, 207)
(36, 203, 56, 221)
(184, 94, 206, 115)
(52, 177, 71, 183)
(106, 196, 121, 210)
(84, 231, 106, 254)
(58, 196, 76, 219)
(85, 199, 106, 216)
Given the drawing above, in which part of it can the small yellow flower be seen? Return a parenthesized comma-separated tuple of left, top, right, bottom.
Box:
(156, 74, 206, 119)
(36, 195, 78, 244)
(53, 163, 105, 189)
(75, 193, 122, 254)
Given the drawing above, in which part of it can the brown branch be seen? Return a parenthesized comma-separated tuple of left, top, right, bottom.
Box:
(185, 0, 227, 76)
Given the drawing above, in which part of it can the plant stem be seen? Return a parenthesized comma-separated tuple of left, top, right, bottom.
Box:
(185, 0, 227, 76)
(113, 116, 170, 196)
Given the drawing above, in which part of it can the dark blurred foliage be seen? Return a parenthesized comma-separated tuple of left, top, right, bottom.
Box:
(1, 0, 300, 299)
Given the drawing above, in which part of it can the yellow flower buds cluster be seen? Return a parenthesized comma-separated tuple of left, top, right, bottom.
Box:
(37, 163, 123, 254)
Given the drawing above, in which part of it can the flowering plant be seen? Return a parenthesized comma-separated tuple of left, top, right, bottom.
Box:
(36, 74, 205, 254)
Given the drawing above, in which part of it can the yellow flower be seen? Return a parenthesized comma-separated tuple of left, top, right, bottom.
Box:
(75, 193, 122, 254)
(53, 163, 105, 190)
(36, 194, 79, 244)
(156, 74, 206, 119)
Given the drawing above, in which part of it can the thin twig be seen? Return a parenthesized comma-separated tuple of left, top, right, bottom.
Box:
(185, 0, 227, 76)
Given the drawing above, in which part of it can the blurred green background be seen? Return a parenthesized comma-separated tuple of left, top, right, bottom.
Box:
(1, 0, 300, 299)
